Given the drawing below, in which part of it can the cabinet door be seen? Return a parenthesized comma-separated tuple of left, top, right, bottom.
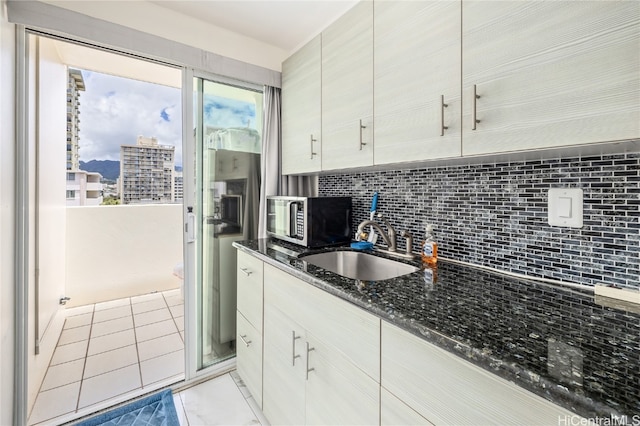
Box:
(374, 0, 461, 164)
(236, 250, 263, 332)
(322, 1, 374, 170)
(282, 35, 322, 174)
(263, 291, 306, 425)
(213, 150, 251, 180)
(381, 387, 433, 426)
(381, 321, 578, 425)
(236, 312, 263, 407)
(305, 333, 379, 426)
(462, 1, 640, 155)
(264, 264, 380, 382)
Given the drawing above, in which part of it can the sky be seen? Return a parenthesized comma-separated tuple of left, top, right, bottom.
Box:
(78, 70, 183, 165)
(77, 71, 260, 168)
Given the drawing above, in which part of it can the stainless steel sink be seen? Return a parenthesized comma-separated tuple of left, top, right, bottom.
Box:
(300, 250, 419, 281)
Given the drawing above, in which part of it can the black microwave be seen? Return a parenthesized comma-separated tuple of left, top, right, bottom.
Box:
(266, 196, 352, 247)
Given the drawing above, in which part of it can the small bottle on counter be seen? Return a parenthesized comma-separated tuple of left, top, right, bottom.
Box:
(421, 224, 438, 267)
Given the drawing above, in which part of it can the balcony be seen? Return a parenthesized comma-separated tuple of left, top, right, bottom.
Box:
(85, 182, 102, 191)
(66, 204, 183, 306)
(28, 204, 185, 424)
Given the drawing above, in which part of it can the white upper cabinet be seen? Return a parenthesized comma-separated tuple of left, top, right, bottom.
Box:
(374, 1, 462, 164)
(321, 1, 374, 171)
(282, 35, 322, 175)
(281, 0, 638, 173)
(462, 1, 640, 156)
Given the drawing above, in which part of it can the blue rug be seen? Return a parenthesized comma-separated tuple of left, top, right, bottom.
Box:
(75, 389, 180, 426)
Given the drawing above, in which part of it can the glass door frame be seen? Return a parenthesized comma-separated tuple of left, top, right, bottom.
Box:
(11, 30, 264, 422)
(183, 69, 263, 379)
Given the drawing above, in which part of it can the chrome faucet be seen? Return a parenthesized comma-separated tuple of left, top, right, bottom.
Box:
(356, 214, 415, 259)
(357, 217, 396, 252)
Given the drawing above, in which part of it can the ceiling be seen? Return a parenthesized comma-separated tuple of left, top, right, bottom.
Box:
(149, 0, 358, 53)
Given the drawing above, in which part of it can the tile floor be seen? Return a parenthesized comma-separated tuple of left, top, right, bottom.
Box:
(173, 371, 269, 426)
(28, 289, 186, 425)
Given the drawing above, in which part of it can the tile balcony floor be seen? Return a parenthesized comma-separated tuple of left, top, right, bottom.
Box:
(29, 289, 186, 425)
(28, 289, 269, 426)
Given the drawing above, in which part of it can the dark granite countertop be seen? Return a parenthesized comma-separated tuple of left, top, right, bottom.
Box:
(233, 239, 640, 422)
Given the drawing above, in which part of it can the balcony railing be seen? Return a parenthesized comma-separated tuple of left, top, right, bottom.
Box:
(65, 204, 183, 307)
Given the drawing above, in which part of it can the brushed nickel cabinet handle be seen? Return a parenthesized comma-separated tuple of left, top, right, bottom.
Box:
(239, 334, 251, 347)
(310, 134, 317, 159)
(305, 342, 315, 380)
(292, 331, 301, 366)
(440, 95, 449, 136)
(359, 120, 366, 151)
(472, 84, 481, 130)
(239, 268, 252, 276)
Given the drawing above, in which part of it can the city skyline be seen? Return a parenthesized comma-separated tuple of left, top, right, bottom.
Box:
(78, 69, 183, 165)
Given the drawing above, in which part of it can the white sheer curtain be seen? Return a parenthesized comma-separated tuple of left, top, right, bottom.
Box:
(258, 86, 281, 238)
(281, 174, 318, 197)
(258, 86, 318, 238)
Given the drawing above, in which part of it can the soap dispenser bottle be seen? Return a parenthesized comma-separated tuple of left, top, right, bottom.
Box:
(421, 224, 438, 266)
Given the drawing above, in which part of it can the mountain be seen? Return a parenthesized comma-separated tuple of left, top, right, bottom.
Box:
(80, 160, 120, 181)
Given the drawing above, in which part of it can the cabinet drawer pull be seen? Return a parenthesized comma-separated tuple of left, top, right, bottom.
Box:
(305, 342, 315, 380)
(310, 134, 317, 159)
(239, 334, 251, 347)
(359, 119, 366, 151)
(239, 268, 252, 276)
(440, 95, 449, 136)
(292, 331, 301, 366)
(472, 84, 481, 130)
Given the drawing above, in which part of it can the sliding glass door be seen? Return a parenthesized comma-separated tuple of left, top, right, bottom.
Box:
(193, 76, 263, 370)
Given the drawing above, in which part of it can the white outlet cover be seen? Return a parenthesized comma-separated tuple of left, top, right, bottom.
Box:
(548, 188, 583, 228)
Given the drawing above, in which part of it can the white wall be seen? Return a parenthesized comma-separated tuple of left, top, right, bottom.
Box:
(44, 0, 288, 72)
(65, 204, 183, 307)
(35, 34, 67, 349)
(0, 4, 16, 425)
(26, 34, 69, 414)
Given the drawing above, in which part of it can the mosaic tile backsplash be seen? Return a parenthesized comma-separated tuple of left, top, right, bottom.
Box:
(319, 151, 640, 290)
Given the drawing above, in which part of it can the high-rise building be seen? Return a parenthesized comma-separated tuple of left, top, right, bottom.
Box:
(174, 170, 183, 202)
(67, 68, 85, 171)
(66, 170, 104, 206)
(120, 136, 175, 204)
(66, 68, 103, 206)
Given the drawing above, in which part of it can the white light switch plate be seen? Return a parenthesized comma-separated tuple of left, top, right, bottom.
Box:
(548, 188, 583, 228)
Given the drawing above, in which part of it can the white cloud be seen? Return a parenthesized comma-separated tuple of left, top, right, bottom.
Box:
(77, 70, 262, 168)
(78, 70, 183, 165)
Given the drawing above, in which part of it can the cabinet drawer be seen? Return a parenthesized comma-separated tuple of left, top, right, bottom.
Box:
(236, 311, 262, 407)
(264, 263, 380, 382)
(237, 251, 264, 331)
(382, 321, 577, 425)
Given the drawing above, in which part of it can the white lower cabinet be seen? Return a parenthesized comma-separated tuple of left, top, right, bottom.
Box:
(305, 331, 379, 425)
(236, 312, 263, 407)
(263, 304, 306, 425)
(236, 251, 583, 425)
(381, 387, 433, 426)
(381, 321, 577, 425)
(262, 263, 380, 425)
(235, 251, 264, 407)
